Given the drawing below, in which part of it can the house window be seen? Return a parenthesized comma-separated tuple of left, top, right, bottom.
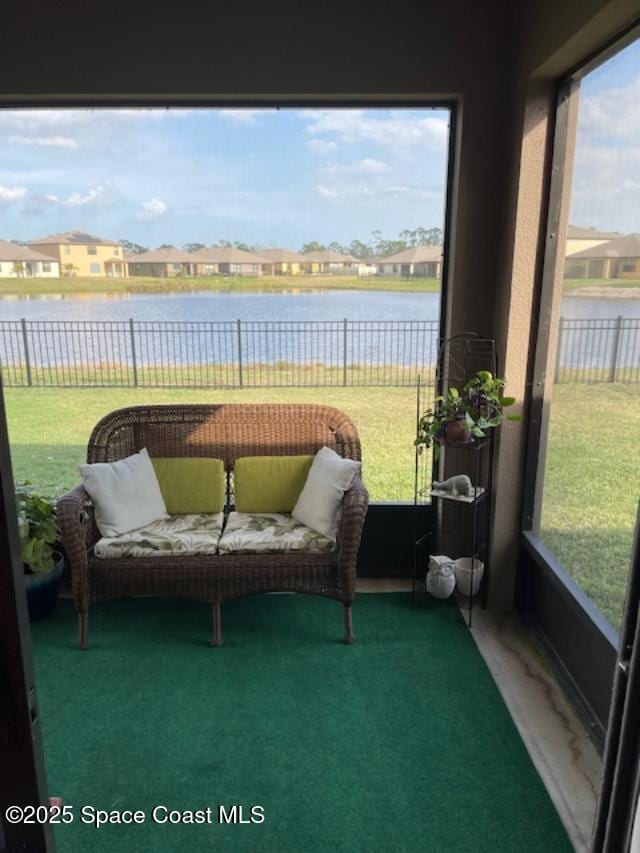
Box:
(42, 263, 51, 272)
(64, 246, 70, 255)
(622, 260, 636, 272)
(113, 247, 120, 256)
(89, 263, 101, 274)
(173, 264, 183, 271)
(87, 246, 97, 255)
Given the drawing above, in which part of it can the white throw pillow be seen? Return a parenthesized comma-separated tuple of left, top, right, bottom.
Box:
(79, 448, 168, 538)
(292, 446, 361, 541)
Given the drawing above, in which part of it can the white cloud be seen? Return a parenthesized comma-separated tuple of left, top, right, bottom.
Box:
(23, 193, 60, 216)
(0, 184, 27, 202)
(316, 184, 339, 198)
(301, 109, 449, 151)
(137, 197, 168, 220)
(316, 183, 373, 200)
(579, 75, 640, 139)
(8, 134, 78, 149)
(65, 182, 118, 207)
(320, 158, 388, 176)
(0, 108, 192, 132)
(219, 109, 275, 125)
(307, 138, 338, 155)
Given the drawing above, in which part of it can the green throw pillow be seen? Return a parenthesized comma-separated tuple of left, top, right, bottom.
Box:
(234, 455, 313, 513)
(151, 457, 225, 514)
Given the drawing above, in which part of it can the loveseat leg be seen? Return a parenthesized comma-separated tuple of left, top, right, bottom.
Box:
(343, 604, 355, 644)
(78, 612, 88, 651)
(211, 602, 222, 647)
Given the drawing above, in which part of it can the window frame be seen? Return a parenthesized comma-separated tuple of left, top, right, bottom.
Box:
(518, 22, 640, 749)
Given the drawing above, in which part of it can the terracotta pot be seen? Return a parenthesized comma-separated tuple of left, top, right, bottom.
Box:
(444, 420, 472, 445)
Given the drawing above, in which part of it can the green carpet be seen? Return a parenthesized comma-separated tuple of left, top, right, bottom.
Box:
(31, 594, 571, 853)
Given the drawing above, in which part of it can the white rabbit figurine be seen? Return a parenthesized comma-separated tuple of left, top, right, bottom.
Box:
(426, 555, 456, 599)
(432, 474, 473, 497)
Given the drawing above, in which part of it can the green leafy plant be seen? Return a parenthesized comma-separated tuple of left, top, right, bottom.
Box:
(416, 387, 466, 453)
(15, 482, 59, 573)
(462, 371, 522, 436)
(416, 371, 522, 457)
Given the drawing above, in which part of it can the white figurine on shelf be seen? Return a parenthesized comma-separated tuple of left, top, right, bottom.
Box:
(432, 474, 473, 497)
(426, 555, 456, 599)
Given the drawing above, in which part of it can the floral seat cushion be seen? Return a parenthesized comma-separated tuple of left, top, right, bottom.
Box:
(217, 512, 336, 555)
(94, 513, 224, 559)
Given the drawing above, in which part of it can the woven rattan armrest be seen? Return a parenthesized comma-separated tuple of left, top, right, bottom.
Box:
(57, 484, 98, 613)
(336, 474, 369, 601)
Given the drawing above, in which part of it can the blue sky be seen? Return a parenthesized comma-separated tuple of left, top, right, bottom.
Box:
(2, 40, 639, 252)
(571, 37, 640, 234)
(0, 108, 450, 249)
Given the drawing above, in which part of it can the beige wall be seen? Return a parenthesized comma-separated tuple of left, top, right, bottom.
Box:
(565, 237, 610, 256)
(2, 0, 639, 609)
(34, 243, 125, 276)
(0, 259, 60, 278)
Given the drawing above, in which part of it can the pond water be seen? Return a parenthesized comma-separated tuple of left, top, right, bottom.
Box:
(0, 290, 638, 375)
(0, 288, 638, 323)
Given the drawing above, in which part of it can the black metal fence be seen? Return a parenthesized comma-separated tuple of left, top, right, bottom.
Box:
(554, 316, 640, 383)
(0, 319, 440, 388)
(0, 316, 638, 388)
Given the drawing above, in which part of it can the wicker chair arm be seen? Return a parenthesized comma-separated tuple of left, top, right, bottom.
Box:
(337, 474, 369, 601)
(56, 485, 96, 611)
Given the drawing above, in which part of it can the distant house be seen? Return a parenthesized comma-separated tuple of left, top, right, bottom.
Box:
(257, 248, 303, 275)
(565, 233, 640, 279)
(28, 231, 127, 277)
(376, 245, 443, 277)
(0, 240, 60, 278)
(565, 225, 622, 259)
(299, 251, 358, 273)
(127, 248, 200, 277)
(190, 247, 226, 275)
(214, 247, 270, 276)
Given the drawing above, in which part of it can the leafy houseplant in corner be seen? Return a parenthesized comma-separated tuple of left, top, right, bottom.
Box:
(17, 483, 65, 621)
(415, 371, 522, 458)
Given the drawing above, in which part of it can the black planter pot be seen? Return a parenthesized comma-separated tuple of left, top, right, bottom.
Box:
(24, 551, 65, 622)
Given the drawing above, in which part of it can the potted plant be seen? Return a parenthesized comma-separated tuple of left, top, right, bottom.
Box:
(416, 371, 521, 458)
(416, 387, 469, 453)
(16, 482, 65, 621)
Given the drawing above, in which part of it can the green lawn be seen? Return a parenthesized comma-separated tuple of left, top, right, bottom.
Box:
(4, 386, 420, 502)
(0, 274, 441, 296)
(2, 273, 639, 298)
(540, 382, 640, 631)
(5, 382, 638, 631)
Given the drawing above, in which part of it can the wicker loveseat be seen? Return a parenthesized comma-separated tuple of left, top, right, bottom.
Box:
(57, 404, 369, 649)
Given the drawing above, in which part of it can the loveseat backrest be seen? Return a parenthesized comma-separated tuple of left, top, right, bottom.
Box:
(86, 404, 361, 470)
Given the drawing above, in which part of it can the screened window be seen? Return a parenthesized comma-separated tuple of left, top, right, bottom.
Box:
(536, 36, 640, 632)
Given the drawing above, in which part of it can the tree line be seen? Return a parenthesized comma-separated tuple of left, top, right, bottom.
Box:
(119, 227, 443, 259)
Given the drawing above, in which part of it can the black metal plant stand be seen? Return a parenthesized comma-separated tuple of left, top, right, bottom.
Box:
(413, 334, 497, 627)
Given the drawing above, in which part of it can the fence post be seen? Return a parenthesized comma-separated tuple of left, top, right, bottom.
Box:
(129, 318, 138, 387)
(21, 318, 32, 387)
(554, 317, 564, 384)
(343, 318, 348, 386)
(609, 315, 624, 383)
(237, 319, 243, 387)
